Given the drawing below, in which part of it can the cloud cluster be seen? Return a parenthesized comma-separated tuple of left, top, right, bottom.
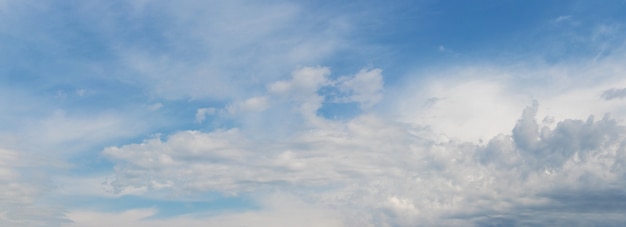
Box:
(102, 64, 626, 226)
(193, 67, 384, 132)
(106, 67, 386, 194)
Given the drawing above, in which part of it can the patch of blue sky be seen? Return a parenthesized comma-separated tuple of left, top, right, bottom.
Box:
(1, 6, 111, 63)
(154, 99, 238, 132)
(316, 83, 365, 120)
(0, 1, 199, 96)
(317, 102, 362, 120)
(64, 152, 116, 176)
(313, 0, 626, 85)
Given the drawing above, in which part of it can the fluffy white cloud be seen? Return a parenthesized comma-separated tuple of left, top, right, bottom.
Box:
(266, 66, 331, 124)
(103, 62, 626, 225)
(202, 66, 384, 131)
(392, 56, 626, 143)
(268, 66, 331, 96)
(103, 102, 626, 225)
(393, 76, 528, 142)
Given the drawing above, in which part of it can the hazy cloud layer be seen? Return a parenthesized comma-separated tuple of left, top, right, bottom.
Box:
(0, 149, 71, 227)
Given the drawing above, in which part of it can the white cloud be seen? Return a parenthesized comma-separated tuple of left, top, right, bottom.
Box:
(15, 110, 148, 155)
(195, 107, 215, 123)
(225, 96, 269, 115)
(266, 66, 330, 123)
(268, 66, 331, 96)
(4, 1, 626, 226)
(335, 68, 384, 108)
(103, 98, 626, 226)
(102, 58, 626, 225)
(393, 76, 528, 142)
(392, 56, 626, 143)
(0, 148, 71, 227)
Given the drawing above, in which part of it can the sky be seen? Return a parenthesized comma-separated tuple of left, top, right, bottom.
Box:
(2, 0, 626, 226)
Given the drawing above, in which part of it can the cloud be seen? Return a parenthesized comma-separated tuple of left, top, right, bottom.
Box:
(102, 61, 626, 225)
(12, 110, 151, 156)
(602, 88, 626, 100)
(2, 1, 626, 226)
(334, 68, 384, 109)
(195, 108, 215, 123)
(392, 52, 626, 142)
(103, 101, 626, 225)
(0, 148, 71, 227)
(68, 194, 343, 227)
(199, 66, 384, 130)
(110, 0, 349, 100)
(269, 67, 331, 96)
(554, 15, 572, 23)
(392, 76, 529, 142)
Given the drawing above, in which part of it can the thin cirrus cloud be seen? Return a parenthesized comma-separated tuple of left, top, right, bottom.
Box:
(2, 0, 626, 226)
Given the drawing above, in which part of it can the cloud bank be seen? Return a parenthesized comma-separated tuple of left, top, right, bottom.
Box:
(99, 65, 626, 226)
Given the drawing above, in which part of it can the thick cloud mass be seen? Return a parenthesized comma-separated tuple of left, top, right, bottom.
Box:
(103, 68, 626, 226)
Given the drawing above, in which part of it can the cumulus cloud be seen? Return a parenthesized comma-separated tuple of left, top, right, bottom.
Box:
(103, 64, 626, 225)
(393, 77, 528, 142)
(202, 66, 384, 129)
(269, 67, 331, 96)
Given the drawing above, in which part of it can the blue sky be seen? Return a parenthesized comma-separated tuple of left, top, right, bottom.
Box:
(2, 0, 626, 226)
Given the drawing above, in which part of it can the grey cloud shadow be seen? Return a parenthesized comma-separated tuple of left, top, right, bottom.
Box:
(602, 88, 626, 100)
